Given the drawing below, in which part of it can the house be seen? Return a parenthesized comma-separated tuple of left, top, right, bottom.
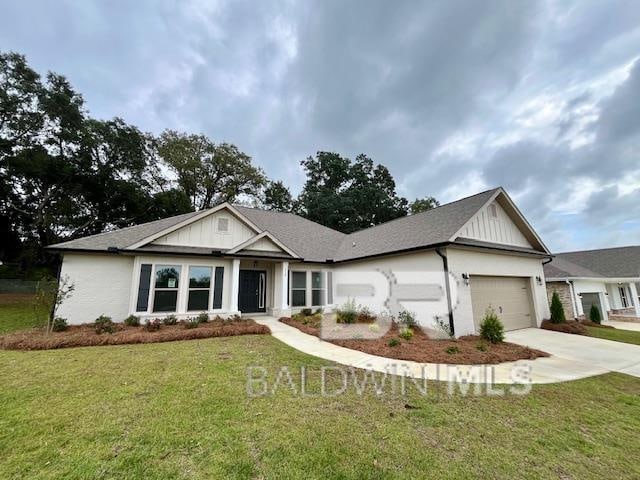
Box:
(544, 246, 640, 322)
(49, 187, 552, 336)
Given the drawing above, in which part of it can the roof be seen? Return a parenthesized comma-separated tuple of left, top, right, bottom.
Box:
(544, 246, 640, 279)
(49, 187, 548, 263)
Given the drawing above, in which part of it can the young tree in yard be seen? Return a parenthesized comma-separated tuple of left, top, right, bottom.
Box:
(156, 130, 266, 210)
(409, 196, 440, 214)
(589, 304, 602, 324)
(549, 291, 566, 324)
(263, 180, 293, 212)
(35, 274, 74, 333)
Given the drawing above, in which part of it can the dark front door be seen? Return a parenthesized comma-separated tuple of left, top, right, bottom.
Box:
(238, 270, 266, 313)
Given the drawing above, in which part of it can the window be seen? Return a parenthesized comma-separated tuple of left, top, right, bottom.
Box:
(188, 266, 212, 311)
(291, 271, 306, 307)
(153, 265, 181, 312)
(217, 217, 229, 233)
(312, 271, 325, 306)
(619, 287, 629, 308)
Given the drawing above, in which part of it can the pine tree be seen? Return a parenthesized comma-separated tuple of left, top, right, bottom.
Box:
(549, 291, 566, 324)
(589, 304, 601, 324)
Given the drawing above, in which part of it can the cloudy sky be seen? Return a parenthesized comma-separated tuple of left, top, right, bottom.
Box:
(2, 0, 639, 252)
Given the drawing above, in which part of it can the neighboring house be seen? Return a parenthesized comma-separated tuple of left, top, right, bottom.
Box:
(544, 246, 640, 322)
(49, 187, 552, 336)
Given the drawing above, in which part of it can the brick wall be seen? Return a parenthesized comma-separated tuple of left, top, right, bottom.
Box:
(546, 281, 576, 319)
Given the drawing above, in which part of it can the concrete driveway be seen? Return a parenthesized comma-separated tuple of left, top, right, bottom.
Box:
(606, 321, 640, 332)
(506, 328, 640, 378)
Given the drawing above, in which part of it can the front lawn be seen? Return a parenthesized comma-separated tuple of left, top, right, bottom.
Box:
(1, 335, 639, 479)
(586, 325, 640, 346)
(0, 293, 46, 334)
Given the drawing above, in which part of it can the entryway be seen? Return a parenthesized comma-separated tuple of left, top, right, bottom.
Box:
(238, 270, 266, 313)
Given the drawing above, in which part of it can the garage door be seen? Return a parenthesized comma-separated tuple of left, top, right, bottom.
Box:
(470, 276, 535, 331)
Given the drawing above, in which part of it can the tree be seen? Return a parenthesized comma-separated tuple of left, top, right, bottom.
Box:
(409, 196, 440, 214)
(549, 291, 566, 324)
(156, 130, 266, 210)
(589, 304, 601, 324)
(263, 180, 293, 212)
(35, 274, 74, 334)
(296, 152, 412, 233)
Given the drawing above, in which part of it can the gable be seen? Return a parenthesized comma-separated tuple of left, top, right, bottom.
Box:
(152, 209, 256, 249)
(243, 236, 283, 253)
(455, 199, 533, 248)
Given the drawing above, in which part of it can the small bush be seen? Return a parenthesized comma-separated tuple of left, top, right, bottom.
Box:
(357, 306, 376, 323)
(94, 315, 114, 335)
(292, 312, 305, 322)
(301, 308, 313, 316)
(337, 298, 358, 324)
(52, 317, 68, 332)
(445, 346, 460, 354)
(163, 314, 178, 326)
(183, 317, 200, 329)
(434, 316, 453, 338)
(196, 313, 209, 324)
(124, 315, 140, 327)
(479, 307, 505, 344)
(589, 304, 602, 324)
(476, 342, 488, 352)
(314, 307, 323, 315)
(145, 319, 161, 332)
(368, 323, 381, 333)
(397, 310, 418, 328)
(388, 338, 401, 347)
(549, 291, 566, 324)
(398, 327, 414, 341)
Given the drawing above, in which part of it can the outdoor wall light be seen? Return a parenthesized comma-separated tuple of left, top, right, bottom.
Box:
(535, 276, 543, 285)
(461, 273, 470, 285)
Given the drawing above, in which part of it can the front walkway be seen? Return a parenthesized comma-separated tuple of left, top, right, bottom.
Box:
(607, 320, 640, 332)
(253, 317, 639, 384)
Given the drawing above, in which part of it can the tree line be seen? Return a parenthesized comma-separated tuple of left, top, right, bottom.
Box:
(0, 52, 437, 277)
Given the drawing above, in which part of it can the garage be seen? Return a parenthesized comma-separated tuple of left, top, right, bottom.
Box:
(470, 276, 535, 331)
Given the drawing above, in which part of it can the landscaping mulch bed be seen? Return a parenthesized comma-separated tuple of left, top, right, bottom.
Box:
(280, 316, 548, 365)
(0, 319, 270, 351)
(541, 319, 614, 335)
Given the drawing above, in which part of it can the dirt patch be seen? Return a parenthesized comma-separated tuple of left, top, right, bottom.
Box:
(0, 318, 270, 351)
(280, 317, 548, 365)
(580, 319, 614, 329)
(541, 319, 587, 335)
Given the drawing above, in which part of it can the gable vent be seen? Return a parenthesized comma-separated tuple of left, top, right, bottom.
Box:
(217, 217, 229, 232)
(488, 204, 498, 219)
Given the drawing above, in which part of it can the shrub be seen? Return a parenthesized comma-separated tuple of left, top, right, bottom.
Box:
(145, 319, 161, 332)
(314, 307, 323, 315)
(388, 338, 401, 347)
(94, 315, 114, 335)
(337, 298, 358, 324)
(292, 312, 305, 322)
(301, 308, 313, 316)
(589, 304, 602, 324)
(183, 317, 200, 329)
(445, 346, 460, 354)
(163, 314, 178, 326)
(368, 323, 381, 333)
(398, 327, 414, 340)
(476, 342, 488, 352)
(357, 306, 376, 323)
(434, 316, 453, 338)
(479, 307, 505, 344)
(52, 317, 68, 332)
(196, 313, 209, 324)
(397, 310, 418, 328)
(549, 291, 566, 324)
(124, 315, 140, 327)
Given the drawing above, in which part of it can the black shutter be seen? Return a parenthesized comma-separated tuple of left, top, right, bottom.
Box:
(327, 271, 333, 304)
(287, 269, 290, 305)
(136, 264, 152, 312)
(213, 267, 224, 309)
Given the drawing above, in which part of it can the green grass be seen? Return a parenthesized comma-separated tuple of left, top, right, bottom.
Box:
(0, 335, 639, 479)
(0, 294, 46, 334)
(586, 325, 640, 345)
(1, 296, 640, 479)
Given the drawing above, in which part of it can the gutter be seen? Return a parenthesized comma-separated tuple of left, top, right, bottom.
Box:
(435, 247, 455, 337)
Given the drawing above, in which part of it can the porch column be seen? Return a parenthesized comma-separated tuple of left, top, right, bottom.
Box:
(629, 282, 640, 317)
(230, 259, 240, 312)
(280, 261, 289, 310)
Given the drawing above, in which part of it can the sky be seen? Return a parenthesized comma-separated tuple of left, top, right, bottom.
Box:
(1, 0, 639, 252)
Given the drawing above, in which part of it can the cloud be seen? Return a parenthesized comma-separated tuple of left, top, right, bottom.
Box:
(1, 0, 639, 251)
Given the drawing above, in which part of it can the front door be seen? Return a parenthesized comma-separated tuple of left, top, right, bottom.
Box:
(238, 270, 266, 313)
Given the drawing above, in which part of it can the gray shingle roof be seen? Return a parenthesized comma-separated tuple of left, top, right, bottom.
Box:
(544, 246, 640, 279)
(50, 187, 542, 263)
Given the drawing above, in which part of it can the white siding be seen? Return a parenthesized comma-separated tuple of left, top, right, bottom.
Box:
(152, 210, 256, 249)
(245, 237, 283, 252)
(57, 253, 134, 325)
(456, 201, 532, 248)
(573, 280, 610, 318)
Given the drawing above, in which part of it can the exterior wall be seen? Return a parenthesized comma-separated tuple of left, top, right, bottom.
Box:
(57, 253, 134, 324)
(152, 210, 255, 249)
(446, 248, 550, 336)
(546, 281, 577, 319)
(131, 255, 234, 321)
(288, 262, 332, 313)
(571, 279, 609, 321)
(331, 251, 450, 333)
(456, 201, 532, 248)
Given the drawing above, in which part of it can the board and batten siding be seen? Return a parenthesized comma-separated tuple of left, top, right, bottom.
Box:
(457, 201, 532, 248)
(247, 237, 283, 252)
(152, 210, 256, 249)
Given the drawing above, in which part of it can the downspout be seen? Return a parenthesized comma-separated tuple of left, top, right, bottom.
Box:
(566, 280, 578, 319)
(435, 248, 455, 337)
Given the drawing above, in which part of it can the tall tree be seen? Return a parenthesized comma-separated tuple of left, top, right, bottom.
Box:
(157, 130, 266, 210)
(409, 196, 440, 214)
(263, 180, 293, 212)
(296, 152, 411, 233)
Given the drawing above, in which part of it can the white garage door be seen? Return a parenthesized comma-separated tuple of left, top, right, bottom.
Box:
(470, 276, 535, 331)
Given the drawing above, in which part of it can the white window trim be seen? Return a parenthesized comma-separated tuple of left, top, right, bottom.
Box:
(289, 269, 330, 308)
(150, 264, 182, 313)
(216, 216, 230, 234)
(290, 270, 307, 308)
(311, 271, 326, 307)
(186, 266, 214, 313)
